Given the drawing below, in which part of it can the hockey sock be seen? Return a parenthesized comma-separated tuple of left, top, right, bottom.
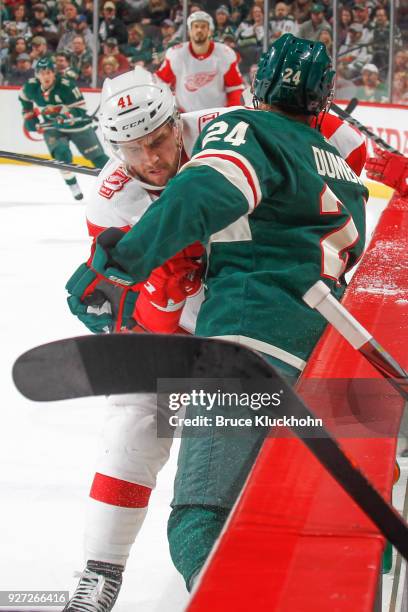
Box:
(85, 472, 152, 566)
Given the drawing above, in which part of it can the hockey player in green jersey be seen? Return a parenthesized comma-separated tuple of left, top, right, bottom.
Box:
(19, 57, 108, 199)
(71, 34, 368, 592)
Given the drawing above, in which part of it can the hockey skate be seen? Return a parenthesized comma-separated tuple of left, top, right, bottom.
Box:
(66, 176, 84, 201)
(63, 560, 123, 612)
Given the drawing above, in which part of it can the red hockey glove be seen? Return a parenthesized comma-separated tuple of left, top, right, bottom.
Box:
(134, 247, 204, 334)
(366, 145, 408, 197)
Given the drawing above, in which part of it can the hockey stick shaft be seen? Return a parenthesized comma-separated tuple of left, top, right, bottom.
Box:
(0, 150, 100, 176)
(344, 97, 358, 115)
(303, 281, 408, 400)
(289, 420, 408, 562)
(331, 102, 401, 155)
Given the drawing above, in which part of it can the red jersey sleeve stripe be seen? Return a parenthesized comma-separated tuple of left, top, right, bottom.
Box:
(223, 58, 244, 89)
(155, 59, 176, 88)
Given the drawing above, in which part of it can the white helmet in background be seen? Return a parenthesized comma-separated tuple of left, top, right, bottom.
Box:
(99, 66, 178, 145)
(187, 10, 214, 32)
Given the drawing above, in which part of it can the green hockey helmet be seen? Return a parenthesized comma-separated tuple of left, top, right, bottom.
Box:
(253, 34, 335, 116)
(35, 56, 56, 74)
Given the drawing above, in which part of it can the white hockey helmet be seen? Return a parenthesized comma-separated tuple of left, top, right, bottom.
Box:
(187, 10, 214, 32)
(99, 66, 177, 145)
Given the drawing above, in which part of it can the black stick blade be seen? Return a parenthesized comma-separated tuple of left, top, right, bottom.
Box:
(12, 334, 276, 401)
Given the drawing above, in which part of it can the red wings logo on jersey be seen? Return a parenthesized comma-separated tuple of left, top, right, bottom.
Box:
(99, 167, 131, 199)
(185, 71, 217, 92)
(198, 112, 220, 132)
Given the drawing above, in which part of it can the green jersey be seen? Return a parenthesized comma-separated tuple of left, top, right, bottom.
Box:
(19, 74, 91, 133)
(112, 109, 368, 373)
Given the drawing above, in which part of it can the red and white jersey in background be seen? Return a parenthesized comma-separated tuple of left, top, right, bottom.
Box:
(155, 41, 244, 112)
(86, 106, 366, 333)
(315, 111, 367, 177)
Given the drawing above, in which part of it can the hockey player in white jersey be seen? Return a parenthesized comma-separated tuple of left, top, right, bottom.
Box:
(156, 11, 245, 112)
(64, 65, 367, 611)
(63, 67, 239, 612)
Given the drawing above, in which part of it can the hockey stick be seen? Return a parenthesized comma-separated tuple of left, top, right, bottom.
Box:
(0, 150, 100, 176)
(303, 281, 408, 400)
(11, 334, 408, 561)
(344, 97, 358, 115)
(331, 102, 401, 155)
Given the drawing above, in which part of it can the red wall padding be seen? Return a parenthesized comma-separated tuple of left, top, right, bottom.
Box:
(187, 193, 408, 612)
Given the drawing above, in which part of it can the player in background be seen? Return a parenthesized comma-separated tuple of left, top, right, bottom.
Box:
(155, 11, 244, 112)
(64, 60, 367, 609)
(19, 57, 108, 200)
(72, 34, 369, 594)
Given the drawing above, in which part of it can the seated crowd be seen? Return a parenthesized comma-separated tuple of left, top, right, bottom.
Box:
(1, 0, 407, 103)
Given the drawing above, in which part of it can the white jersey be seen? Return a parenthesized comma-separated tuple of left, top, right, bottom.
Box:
(155, 41, 244, 112)
(86, 107, 239, 330)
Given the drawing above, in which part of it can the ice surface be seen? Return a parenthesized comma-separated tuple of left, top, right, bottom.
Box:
(0, 165, 188, 611)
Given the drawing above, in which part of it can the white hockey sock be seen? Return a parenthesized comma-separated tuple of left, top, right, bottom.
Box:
(84, 473, 152, 566)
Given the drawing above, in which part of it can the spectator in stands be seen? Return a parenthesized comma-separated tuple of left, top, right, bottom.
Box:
(98, 54, 120, 85)
(338, 22, 372, 79)
(121, 23, 154, 66)
(351, 2, 373, 43)
(319, 0, 332, 23)
(29, 35, 51, 68)
(57, 3, 81, 50)
(77, 60, 93, 86)
(228, 0, 249, 27)
(269, 2, 298, 41)
(7, 4, 32, 38)
(222, 30, 241, 65)
(356, 62, 388, 101)
(292, 0, 313, 26)
(140, 0, 170, 27)
(318, 27, 333, 55)
(30, 2, 58, 48)
(371, 7, 402, 80)
(298, 4, 331, 41)
(235, 5, 264, 49)
(167, 0, 183, 32)
(73, 15, 94, 49)
(98, 37, 130, 75)
(3, 35, 28, 76)
(213, 5, 236, 43)
(392, 71, 408, 105)
(3, 21, 20, 42)
(334, 59, 358, 99)
(99, 1, 128, 45)
(338, 7, 353, 48)
(156, 10, 244, 111)
(394, 50, 408, 74)
(7, 51, 34, 84)
(82, 0, 95, 27)
(70, 34, 92, 75)
(58, 2, 78, 35)
(151, 18, 180, 65)
(54, 49, 77, 78)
